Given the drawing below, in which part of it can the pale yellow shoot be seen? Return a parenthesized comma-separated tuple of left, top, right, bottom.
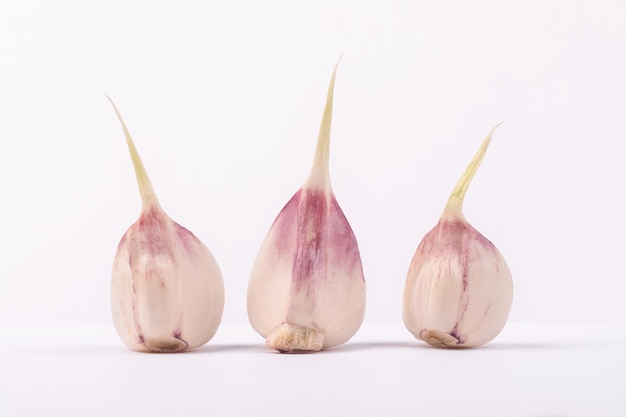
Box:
(306, 54, 343, 191)
(443, 122, 505, 219)
(106, 95, 160, 211)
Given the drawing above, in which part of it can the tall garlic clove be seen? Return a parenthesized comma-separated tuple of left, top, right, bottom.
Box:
(108, 97, 224, 353)
(402, 124, 513, 348)
(247, 58, 366, 353)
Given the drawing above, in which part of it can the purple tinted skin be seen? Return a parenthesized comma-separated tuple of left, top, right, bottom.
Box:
(117, 206, 195, 349)
(292, 190, 328, 294)
(415, 219, 498, 345)
(420, 219, 497, 261)
(271, 188, 363, 301)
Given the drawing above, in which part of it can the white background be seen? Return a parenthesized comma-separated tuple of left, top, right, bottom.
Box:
(1, 0, 625, 327)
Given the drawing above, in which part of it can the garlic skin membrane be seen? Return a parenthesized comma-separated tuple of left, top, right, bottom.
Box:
(247, 59, 366, 353)
(108, 97, 224, 353)
(402, 125, 513, 348)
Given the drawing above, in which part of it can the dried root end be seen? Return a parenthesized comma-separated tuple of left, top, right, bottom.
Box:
(266, 323, 324, 353)
(143, 337, 188, 353)
(419, 329, 460, 348)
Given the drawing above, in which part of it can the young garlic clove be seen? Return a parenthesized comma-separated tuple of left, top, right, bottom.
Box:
(108, 97, 225, 353)
(402, 124, 513, 348)
(247, 58, 366, 353)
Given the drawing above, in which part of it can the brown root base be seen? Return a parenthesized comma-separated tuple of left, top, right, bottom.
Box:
(419, 329, 461, 348)
(143, 337, 189, 353)
(266, 323, 324, 353)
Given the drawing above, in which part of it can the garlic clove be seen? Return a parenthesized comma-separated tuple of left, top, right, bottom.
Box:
(247, 58, 366, 353)
(108, 97, 225, 353)
(402, 124, 513, 348)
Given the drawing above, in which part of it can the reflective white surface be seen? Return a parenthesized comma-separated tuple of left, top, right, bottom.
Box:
(1, 322, 624, 417)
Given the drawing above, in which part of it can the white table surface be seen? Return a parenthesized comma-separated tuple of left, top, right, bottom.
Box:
(1, 322, 624, 417)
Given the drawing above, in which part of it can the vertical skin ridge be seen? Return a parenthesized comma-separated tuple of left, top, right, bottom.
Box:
(114, 207, 181, 350)
(291, 189, 329, 293)
(285, 189, 329, 327)
(284, 188, 329, 327)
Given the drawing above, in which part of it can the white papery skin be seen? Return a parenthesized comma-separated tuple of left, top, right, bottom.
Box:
(403, 125, 513, 348)
(108, 98, 224, 353)
(247, 59, 366, 353)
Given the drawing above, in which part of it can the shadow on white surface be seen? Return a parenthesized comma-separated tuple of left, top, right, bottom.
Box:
(186, 343, 266, 354)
